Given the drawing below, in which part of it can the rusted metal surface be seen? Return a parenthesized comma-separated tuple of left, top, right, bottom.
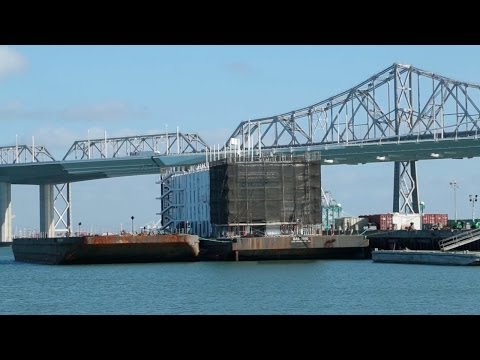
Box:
(231, 235, 368, 251)
(84, 233, 197, 245)
(12, 234, 200, 265)
(13, 233, 368, 263)
(230, 234, 369, 260)
(198, 238, 233, 261)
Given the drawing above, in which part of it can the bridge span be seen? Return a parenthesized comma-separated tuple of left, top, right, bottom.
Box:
(2, 63, 480, 241)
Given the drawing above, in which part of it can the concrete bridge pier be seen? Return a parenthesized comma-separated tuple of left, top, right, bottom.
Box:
(0, 182, 12, 242)
(40, 184, 55, 238)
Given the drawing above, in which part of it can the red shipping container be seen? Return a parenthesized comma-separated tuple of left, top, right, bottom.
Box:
(422, 214, 448, 226)
(423, 214, 435, 224)
(434, 214, 448, 226)
(368, 214, 393, 230)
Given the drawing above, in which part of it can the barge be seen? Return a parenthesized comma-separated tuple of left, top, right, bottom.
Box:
(371, 249, 480, 266)
(12, 233, 200, 265)
(231, 234, 369, 261)
(11, 232, 369, 264)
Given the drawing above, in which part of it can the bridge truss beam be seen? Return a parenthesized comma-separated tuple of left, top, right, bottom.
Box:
(0, 145, 55, 164)
(62, 132, 209, 160)
(225, 63, 480, 213)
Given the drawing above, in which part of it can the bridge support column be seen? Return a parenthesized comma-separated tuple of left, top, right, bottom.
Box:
(40, 184, 55, 238)
(0, 182, 12, 242)
(393, 161, 420, 214)
(53, 183, 72, 236)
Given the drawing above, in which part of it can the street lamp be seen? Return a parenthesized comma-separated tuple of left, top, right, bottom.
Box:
(469, 194, 478, 222)
(78, 222, 82, 235)
(131, 216, 135, 234)
(450, 180, 459, 221)
(420, 201, 425, 214)
(165, 124, 169, 155)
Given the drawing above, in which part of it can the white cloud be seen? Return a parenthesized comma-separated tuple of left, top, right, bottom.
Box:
(0, 46, 27, 79)
(60, 101, 149, 122)
(225, 62, 253, 75)
(0, 101, 150, 123)
(0, 101, 48, 120)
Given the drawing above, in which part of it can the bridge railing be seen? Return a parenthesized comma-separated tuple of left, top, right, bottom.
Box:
(0, 145, 55, 164)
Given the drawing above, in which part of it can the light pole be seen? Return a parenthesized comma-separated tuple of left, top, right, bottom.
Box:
(131, 216, 135, 234)
(78, 222, 82, 235)
(450, 180, 459, 221)
(87, 129, 91, 159)
(165, 124, 169, 155)
(469, 194, 478, 222)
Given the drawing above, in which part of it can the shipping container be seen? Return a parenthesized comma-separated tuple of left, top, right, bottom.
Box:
(435, 214, 448, 226)
(422, 214, 448, 227)
(368, 213, 393, 230)
(367, 213, 422, 230)
(422, 214, 434, 224)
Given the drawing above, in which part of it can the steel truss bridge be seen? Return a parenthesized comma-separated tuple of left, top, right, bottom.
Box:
(1, 63, 480, 240)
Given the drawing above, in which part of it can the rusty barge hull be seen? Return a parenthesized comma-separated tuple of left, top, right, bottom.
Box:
(12, 234, 200, 265)
(232, 234, 369, 261)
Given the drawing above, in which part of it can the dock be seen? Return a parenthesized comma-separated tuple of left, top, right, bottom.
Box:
(371, 227, 480, 265)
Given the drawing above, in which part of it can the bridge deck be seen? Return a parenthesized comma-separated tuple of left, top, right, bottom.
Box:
(0, 137, 479, 184)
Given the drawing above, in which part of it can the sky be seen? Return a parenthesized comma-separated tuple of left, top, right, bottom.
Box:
(2, 45, 480, 234)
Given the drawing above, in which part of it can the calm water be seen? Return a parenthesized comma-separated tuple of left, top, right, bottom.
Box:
(1, 246, 480, 315)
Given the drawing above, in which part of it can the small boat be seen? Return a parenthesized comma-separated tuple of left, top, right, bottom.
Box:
(372, 248, 480, 266)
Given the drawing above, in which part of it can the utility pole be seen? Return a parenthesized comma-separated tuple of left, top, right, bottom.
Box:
(469, 194, 478, 223)
(450, 180, 459, 221)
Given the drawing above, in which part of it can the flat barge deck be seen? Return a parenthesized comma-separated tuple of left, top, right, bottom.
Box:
(372, 249, 480, 266)
(12, 234, 200, 265)
(11, 233, 369, 264)
(231, 234, 369, 261)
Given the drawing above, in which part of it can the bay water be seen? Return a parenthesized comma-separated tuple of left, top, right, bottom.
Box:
(1, 246, 479, 315)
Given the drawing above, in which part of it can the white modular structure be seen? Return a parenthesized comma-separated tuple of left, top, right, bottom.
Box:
(159, 164, 211, 237)
(334, 217, 369, 233)
(392, 213, 421, 230)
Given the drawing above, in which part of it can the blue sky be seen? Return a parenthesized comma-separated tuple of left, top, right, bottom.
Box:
(2, 45, 480, 233)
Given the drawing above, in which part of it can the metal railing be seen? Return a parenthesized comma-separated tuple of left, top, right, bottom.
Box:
(439, 228, 480, 251)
